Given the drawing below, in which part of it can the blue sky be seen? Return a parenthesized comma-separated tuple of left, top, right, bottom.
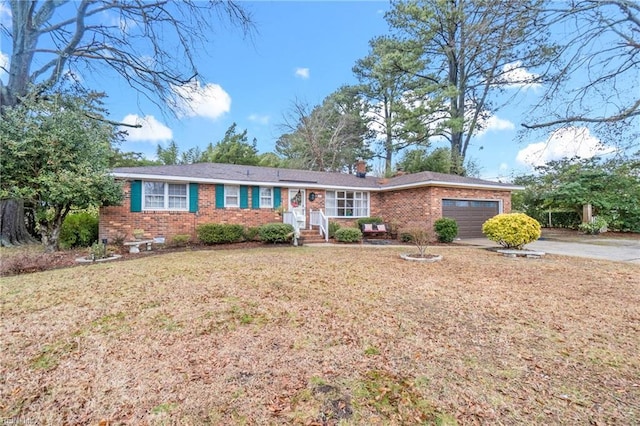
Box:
(0, 1, 621, 181)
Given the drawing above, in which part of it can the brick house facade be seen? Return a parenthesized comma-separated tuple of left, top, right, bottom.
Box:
(99, 163, 519, 241)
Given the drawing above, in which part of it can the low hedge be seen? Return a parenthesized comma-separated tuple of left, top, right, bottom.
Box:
(258, 223, 294, 244)
(434, 217, 458, 243)
(196, 223, 245, 244)
(334, 227, 362, 243)
(482, 213, 541, 249)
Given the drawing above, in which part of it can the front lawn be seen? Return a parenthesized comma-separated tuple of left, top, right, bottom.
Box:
(1, 246, 638, 424)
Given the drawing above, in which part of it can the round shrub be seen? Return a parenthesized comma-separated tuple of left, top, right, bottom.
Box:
(59, 212, 98, 249)
(434, 217, 458, 243)
(482, 213, 541, 249)
(197, 223, 245, 244)
(258, 223, 294, 244)
(334, 227, 362, 243)
(328, 221, 341, 239)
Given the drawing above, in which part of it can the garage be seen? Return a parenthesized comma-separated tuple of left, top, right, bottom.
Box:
(442, 199, 500, 238)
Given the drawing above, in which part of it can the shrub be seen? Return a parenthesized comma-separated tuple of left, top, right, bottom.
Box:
(196, 223, 245, 244)
(59, 212, 98, 249)
(171, 234, 191, 247)
(356, 217, 383, 228)
(400, 232, 413, 243)
(0, 251, 52, 276)
(244, 227, 260, 241)
(434, 217, 458, 243)
(405, 228, 430, 257)
(578, 217, 608, 235)
(328, 221, 341, 239)
(258, 223, 294, 244)
(482, 213, 541, 249)
(334, 227, 362, 243)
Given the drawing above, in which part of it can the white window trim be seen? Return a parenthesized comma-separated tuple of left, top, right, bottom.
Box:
(225, 185, 240, 208)
(142, 181, 189, 211)
(259, 186, 273, 208)
(326, 190, 370, 218)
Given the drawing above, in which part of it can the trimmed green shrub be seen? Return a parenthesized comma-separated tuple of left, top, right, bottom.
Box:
(258, 223, 294, 244)
(196, 223, 245, 244)
(328, 221, 341, 239)
(59, 212, 98, 249)
(482, 213, 541, 249)
(334, 227, 362, 243)
(244, 227, 260, 241)
(434, 217, 458, 243)
(578, 217, 608, 235)
(355, 217, 383, 228)
(171, 234, 191, 247)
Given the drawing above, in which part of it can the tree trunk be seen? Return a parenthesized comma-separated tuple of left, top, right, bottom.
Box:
(0, 199, 35, 246)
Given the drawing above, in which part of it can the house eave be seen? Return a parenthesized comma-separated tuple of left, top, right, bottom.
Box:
(379, 180, 524, 192)
(111, 172, 522, 192)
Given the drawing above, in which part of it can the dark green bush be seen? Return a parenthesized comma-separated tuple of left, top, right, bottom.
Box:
(334, 227, 362, 243)
(258, 223, 294, 243)
(356, 217, 383, 228)
(244, 227, 260, 241)
(328, 221, 341, 238)
(59, 212, 98, 249)
(434, 217, 458, 243)
(197, 223, 245, 244)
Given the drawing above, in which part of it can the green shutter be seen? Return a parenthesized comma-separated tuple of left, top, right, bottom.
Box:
(189, 183, 199, 213)
(252, 186, 260, 209)
(274, 187, 282, 208)
(240, 185, 249, 209)
(130, 180, 142, 212)
(215, 184, 225, 208)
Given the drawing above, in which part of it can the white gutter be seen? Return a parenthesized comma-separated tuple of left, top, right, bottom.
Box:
(111, 172, 522, 192)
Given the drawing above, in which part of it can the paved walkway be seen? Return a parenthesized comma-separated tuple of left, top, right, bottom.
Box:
(456, 237, 640, 264)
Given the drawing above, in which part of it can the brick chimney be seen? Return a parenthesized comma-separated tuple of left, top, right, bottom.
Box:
(356, 159, 367, 178)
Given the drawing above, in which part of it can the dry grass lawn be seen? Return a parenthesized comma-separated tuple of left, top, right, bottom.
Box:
(1, 245, 639, 425)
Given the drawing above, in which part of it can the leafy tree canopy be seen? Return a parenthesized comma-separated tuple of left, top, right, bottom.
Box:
(513, 156, 640, 232)
(0, 92, 124, 251)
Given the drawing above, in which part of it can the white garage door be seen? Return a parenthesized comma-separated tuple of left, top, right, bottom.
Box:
(442, 199, 500, 238)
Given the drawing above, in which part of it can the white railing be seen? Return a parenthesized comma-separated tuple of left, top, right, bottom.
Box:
(282, 211, 301, 246)
(310, 209, 329, 242)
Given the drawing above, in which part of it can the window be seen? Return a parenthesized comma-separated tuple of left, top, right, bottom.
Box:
(325, 190, 369, 217)
(259, 187, 273, 208)
(143, 182, 188, 210)
(225, 185, 239, 207)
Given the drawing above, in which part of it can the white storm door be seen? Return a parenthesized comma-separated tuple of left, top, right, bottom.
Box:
(288, 189, 306, 228)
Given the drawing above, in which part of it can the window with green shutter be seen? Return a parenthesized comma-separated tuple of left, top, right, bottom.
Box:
(240, 186, 249, 209)
(252, 186, 260, 209)
(215, 184, 225, 208)
(130, 180, 142, 212)
(189, 183, 198, 212)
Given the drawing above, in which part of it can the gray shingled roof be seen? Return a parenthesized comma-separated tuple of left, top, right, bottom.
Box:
(112, 163, 520, 191)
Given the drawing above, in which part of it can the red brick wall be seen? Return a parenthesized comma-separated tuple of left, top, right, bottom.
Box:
(99, 180, 512, 241)
(372, 186, 512, 233)
(100, 182, 284, 241)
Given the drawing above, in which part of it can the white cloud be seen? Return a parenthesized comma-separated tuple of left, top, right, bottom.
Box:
(248, 114, 270, 125)
(499, 162, 509, 171)
(120, 114, 173, 142)
(0, 50, 8, 81)
(171, 80, 231, 120)
(498, 61, 541, 90)
(475, 114, 515, 137)
(0, 2, 11, 29)
(295, 67, 310, 79)
(516, 127, 616, 167)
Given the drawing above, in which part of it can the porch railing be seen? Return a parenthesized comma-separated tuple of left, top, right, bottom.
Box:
(310, 209, 329, 242)
(282, 210, 301, 246)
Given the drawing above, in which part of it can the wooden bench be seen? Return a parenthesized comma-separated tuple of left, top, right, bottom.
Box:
(360, 223, 390, 239)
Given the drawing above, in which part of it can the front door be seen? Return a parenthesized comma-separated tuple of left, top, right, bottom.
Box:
(289, 189, 306, 229)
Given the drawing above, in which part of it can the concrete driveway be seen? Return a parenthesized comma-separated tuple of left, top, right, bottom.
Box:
(456, 236, 640, 264)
